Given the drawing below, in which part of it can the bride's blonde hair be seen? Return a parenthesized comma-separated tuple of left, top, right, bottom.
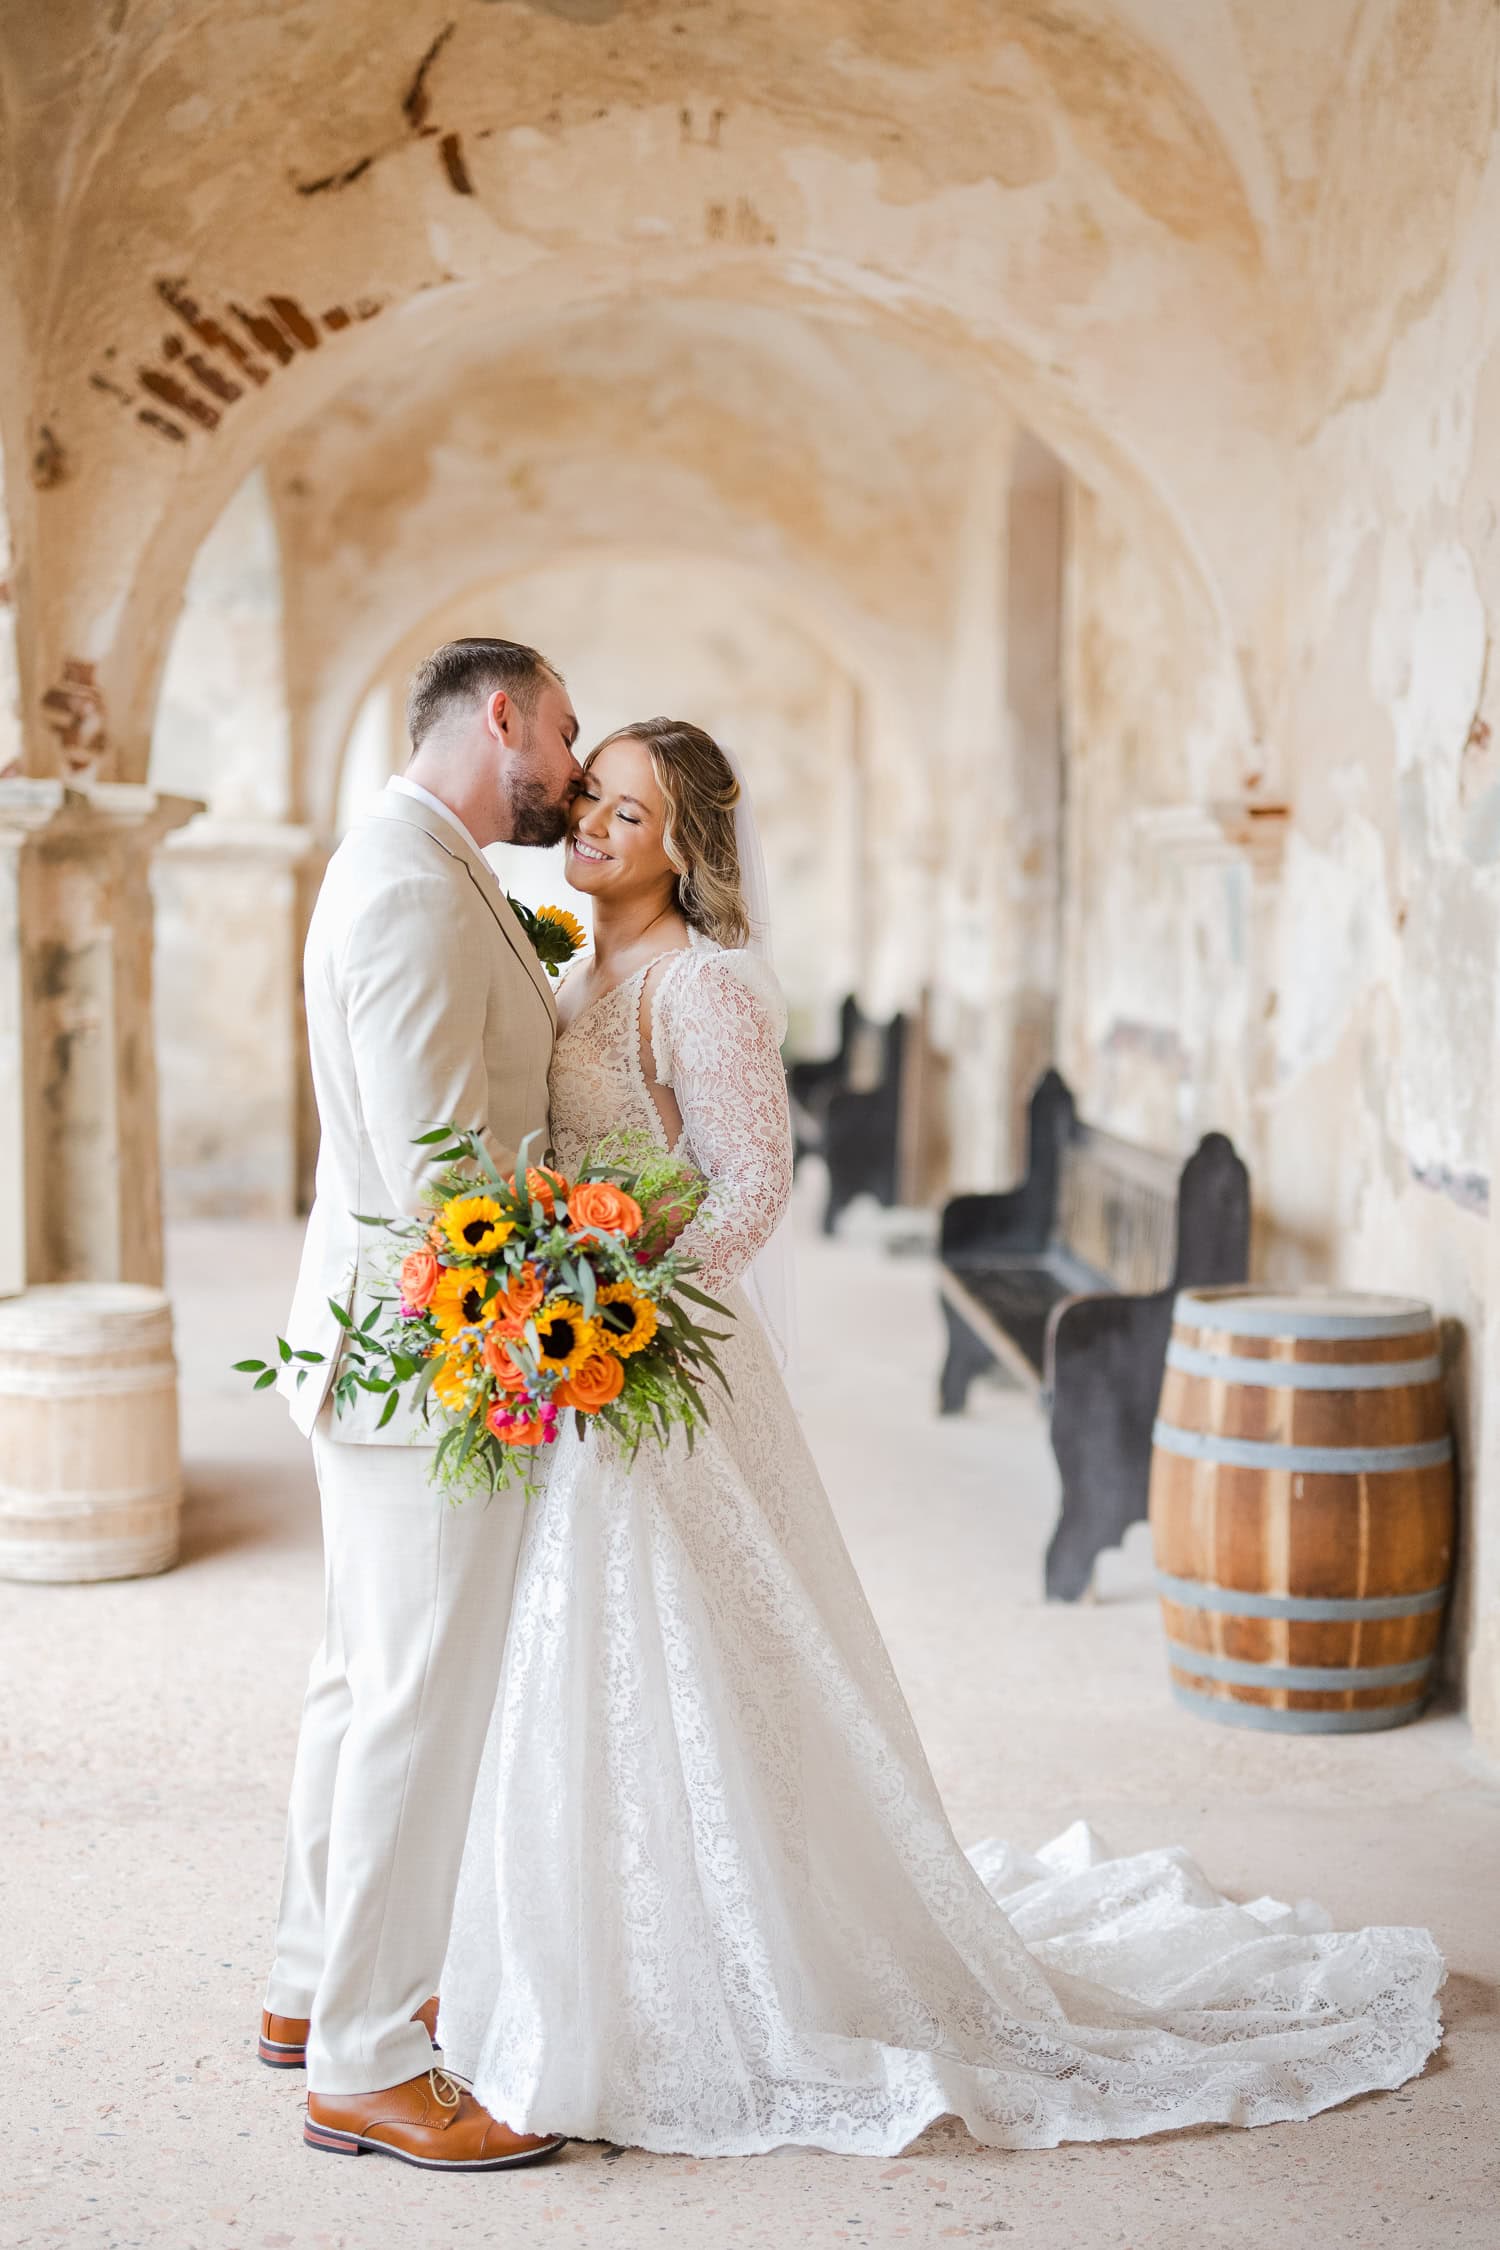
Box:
(587, 718, 750, 949)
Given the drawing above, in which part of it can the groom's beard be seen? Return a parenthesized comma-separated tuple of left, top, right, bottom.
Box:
(505, 754, 572, 848)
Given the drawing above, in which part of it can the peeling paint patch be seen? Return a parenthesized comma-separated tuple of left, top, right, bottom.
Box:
(296, 152, 376, 197)
(139, 367, 219, 430)
(162, 335, 242, 403)
(102, 282, 380, 449)
(230, 303, 295, 367)
(267, 295, 320, 350)
(31, 424, 67, 488)
(157, 280, 268, 385)
(1409, 1159, 1489, 1217)
(40, 660, 107, 771)
(403, 23, 456, 130)
(439, 131, 474, 194)
(705, 197, 776, 245)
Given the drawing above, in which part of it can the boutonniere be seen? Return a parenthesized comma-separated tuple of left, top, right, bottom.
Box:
(508, 898, 586, 979)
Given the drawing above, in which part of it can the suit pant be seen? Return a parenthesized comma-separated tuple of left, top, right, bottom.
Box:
(264, 1410, 526, 2094)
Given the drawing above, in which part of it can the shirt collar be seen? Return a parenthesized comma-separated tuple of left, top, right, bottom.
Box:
(386, 775, 491, 870)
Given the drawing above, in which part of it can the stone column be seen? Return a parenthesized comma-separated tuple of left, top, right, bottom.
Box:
(998, 435, 1066, 1164)
(153, 816, 319, 1220)
(1471, 1011, 1500, 1756)
(936, 426, 1011, 1189)
(0, 780, 202, 1293)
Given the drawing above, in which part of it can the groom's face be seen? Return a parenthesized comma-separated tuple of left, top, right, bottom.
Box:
(498, 677, 583, 848)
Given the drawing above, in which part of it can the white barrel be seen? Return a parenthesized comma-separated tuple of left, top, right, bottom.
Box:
(0, 1285, 182, 1582)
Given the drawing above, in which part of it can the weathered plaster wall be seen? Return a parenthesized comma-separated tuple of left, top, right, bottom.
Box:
(1049, 6, 1500, 1714)
(148, 473, 309, 1219)
(1058, 481, 1252, 1155)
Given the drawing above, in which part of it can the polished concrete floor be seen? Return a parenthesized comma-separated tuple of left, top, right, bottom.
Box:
(3, 1193, 1498, 2250)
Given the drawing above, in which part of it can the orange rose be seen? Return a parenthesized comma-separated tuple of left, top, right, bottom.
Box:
(400, 1246, 441, 1311)
(496, 1261, 546, 1325)
(556, 1351, 626, 1414)
(510, 1167, 569, 1218)
(481, 1329, 529, 1389)
(568, 1181, 644, 1238)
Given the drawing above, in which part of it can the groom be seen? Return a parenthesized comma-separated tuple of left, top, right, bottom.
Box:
(261, 638, 582, 2170)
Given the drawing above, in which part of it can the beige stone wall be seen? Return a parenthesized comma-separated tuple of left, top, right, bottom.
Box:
(340, 557, 864, 1040)
(149, 474, 310, 1219)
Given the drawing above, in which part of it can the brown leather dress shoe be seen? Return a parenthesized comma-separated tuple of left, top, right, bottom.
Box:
(258, 1994, 441, 2069)
(305, 2067, 566, 2170)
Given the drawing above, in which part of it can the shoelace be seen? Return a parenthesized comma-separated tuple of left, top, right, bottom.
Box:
(429, 2068, 462, 2111)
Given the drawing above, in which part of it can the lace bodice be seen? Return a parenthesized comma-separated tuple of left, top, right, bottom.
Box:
(548, 938, 793, 1297)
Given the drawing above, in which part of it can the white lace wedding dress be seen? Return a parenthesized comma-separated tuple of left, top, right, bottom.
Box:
(439, 936, 1444, 2157)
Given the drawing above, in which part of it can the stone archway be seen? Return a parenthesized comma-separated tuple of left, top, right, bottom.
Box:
(5, 0, 1500, 1742)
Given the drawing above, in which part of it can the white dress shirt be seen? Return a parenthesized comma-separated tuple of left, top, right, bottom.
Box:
(386, 775, 492, 871)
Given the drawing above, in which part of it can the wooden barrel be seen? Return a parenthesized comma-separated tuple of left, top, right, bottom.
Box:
(0, 1284, 182, 1582)
(1149, 1286, 1453, 1732)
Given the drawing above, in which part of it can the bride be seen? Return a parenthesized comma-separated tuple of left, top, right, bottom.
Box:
(438, 717, 1444, 2157)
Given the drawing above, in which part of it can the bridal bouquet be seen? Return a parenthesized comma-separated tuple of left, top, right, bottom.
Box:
(238, 1129, 734, 1497)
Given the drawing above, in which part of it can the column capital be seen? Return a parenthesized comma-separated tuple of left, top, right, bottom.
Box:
(0, 779, 205, 850)
(161, 814, 322, 865)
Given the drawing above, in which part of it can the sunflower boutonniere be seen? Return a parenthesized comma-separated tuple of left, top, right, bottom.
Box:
(507, 897, 587, 979)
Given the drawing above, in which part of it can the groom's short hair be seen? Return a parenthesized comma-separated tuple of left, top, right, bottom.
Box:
(406, 638, 562, 749)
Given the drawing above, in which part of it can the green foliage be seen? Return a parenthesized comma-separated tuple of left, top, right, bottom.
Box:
(505, 897, 585, 977)
(234, 1118, 737, 1501)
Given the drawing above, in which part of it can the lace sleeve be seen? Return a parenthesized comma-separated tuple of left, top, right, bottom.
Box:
(656, 951, 794, 1296)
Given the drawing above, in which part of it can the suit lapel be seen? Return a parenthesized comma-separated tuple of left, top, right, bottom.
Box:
(370, 790, 558, 1027)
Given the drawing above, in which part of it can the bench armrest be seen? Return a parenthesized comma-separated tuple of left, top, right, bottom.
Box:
(1043, 1283, 1174, 1401)
(939, 1187, 1050, 1259)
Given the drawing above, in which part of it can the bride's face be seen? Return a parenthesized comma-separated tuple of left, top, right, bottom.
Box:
(566, 737, 677, 907)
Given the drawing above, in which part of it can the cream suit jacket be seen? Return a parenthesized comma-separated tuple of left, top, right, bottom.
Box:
(279, 785, 556, 1444)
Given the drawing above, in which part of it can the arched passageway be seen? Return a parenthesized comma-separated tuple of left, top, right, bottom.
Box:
(3, 3, 1500, 1742)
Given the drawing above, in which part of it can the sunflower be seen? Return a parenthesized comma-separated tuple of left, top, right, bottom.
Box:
(431, 1265, 493, 1339)
(442, 1194, 513, 1259)
(530, 1299, 599, 1379)
(595, 1281, 659, 1359)
(535, 904, 586, 951)
(430, 1337, 482, 1412)
(509, 896, 587, 977)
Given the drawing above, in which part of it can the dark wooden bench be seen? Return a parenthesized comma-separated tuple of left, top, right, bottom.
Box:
(938, 1070, 1250, 1599)
(788, 995, 859, 1169)
(788, 996, 908, 1235)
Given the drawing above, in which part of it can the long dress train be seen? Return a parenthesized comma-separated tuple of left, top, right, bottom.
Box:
(439, 937, 1443, 2157)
